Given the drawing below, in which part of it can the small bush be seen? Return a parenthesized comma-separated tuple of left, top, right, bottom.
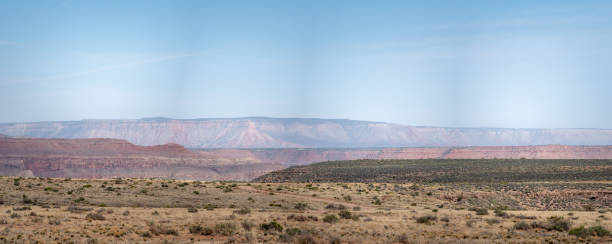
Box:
(189, 225, 204, 234)
(215, 223, 236, 236)
(10, 213, 20, 219)
(513, 221, 532, 230)
(67, 206, 91, 213)
(241, 221, 254, 231)
(323, 214, 339, 224)
(543, 216, 571, 232)
(187, 207, 198, 213)
(294, 202, 308, 210)
(494, 209, 509, 218)
(569, 226, 611, 238)
(148, 222, 178, 236)
(285, 227, 301, 236)
(470, 208, 488, 215)
(260, 221, 283, 232)
(416, 215, 437, 224)
(233, 208, 251, 215)
(85, 213, 105, 221)
(338, 210, 352, 219)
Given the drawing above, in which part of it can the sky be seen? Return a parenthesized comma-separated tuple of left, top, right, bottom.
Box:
(1, 1, 611, 128)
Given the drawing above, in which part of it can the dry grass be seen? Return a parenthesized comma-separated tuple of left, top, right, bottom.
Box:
(0, 177, 609, 243)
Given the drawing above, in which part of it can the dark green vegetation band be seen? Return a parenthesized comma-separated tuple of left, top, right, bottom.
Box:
(255, 159, 612, 183)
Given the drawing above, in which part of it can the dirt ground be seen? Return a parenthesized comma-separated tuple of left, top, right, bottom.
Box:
(0, 177, 610, 243)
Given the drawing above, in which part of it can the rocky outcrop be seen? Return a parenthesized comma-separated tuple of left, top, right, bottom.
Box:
(0, 137, 283, 180)
(1, 118, 611, 148)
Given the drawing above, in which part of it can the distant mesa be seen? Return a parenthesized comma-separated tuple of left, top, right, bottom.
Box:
(0, 137, 283, 181)
(1, 117, 611, 148)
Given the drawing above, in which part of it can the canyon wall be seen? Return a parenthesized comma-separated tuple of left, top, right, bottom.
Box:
(1, 118, 611, 148)
(0, 137, 283, 180)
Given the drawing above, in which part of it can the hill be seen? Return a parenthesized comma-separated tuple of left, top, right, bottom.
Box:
(1, 117, 612, 148)
(254, 158, 612, 183)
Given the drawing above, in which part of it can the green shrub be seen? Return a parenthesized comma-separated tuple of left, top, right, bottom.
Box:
(569, 226, 611, 237)
(416, 215, 437, 224)
(513, 221, 532, 230)
(85, 213, 105, 221)
(215, 223, 236, 236)
(189, 225, 203, 234)
(323, 214, 339, 224)
(148, 222, 178, 236)
(233, 208, 251, 215)
(285, 227, 301, 236)
(469, 208, 488, 215)
(294, 202, 308, 210)
(338, 210, 352, 219)
(260, 221, 283, 232)
(544, 216, 571, 232)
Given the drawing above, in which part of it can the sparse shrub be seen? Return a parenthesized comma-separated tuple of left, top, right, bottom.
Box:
(204, 204, 217, 211)
(260, 221, 283, 232)
(416, 215, 437, 224)
(543, 216, 571, 232)
(353, 206, 361, 211)
(43, 187, 59, 192)
(323, 214, 338, 224)
(338, 210, 352, 219)
(294, 202, 308, 210)
(469, 208, 489, 215)
(148, 222, 178, 236)
(343, 195, 352, 201)
(486, 219, 501, 225)
(285, 227, 301, 236)
(10, 213, 20, 219)
(215, 223, 236, 236)
(513, 221, 531, 230)
(202, 227, 214, 235)
(122, 210, 130, 216)
(494, 209, 509, 218)
(515, 215, 536, 220)
(241, 221, 254, 231)
(189, 225, 204, 234)
(187, 207, 198, 213)
(296, 234, 317, 244)
(325, 204, 347, 210)
(85, 213, 105, 220)
(372, 198, 382, 205)
(67, 206, 91, 213)
(12, 206, 31, 211)
(233, 208, 251, 215)
(397, 234, 410, 244)
(440, 217, 449, 222)
(152, 210, 160, 215)
(48, 218, 61, 225)
(0, 219, 7, 224)
(569, 225, 612, 237)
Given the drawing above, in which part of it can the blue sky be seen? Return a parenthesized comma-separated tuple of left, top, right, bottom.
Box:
(1, 1, 611, 128)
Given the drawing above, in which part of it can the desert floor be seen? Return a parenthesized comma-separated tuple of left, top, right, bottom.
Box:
(0, 177, 610, 243)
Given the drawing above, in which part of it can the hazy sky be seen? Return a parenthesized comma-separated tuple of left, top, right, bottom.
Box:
(1, 1, 611, 128)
